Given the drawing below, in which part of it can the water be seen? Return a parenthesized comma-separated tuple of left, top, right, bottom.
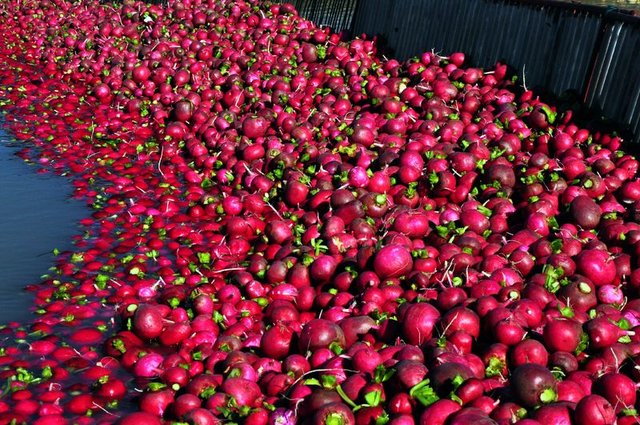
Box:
(0, 125, 87, 324)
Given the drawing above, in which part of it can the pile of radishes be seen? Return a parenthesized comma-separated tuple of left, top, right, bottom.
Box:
(0, 0, 639, 424)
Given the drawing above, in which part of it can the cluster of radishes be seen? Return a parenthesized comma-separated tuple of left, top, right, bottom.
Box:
(0, 0, 639, 424)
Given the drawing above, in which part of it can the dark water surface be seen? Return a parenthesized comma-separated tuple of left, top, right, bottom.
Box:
(0, 124, 87, 324)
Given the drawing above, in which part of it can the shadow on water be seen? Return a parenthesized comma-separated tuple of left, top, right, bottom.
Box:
(0, 124, 87, 324)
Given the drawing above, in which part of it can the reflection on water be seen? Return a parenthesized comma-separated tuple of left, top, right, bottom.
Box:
(565, 0, 640, 10)
(0, 125, 87, 324)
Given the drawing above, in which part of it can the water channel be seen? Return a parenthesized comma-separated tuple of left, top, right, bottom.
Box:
(0, 124, 87, 324)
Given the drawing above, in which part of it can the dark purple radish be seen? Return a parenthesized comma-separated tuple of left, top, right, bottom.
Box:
(339, 316, 377, 347)
(448, 408, 498, 425)
(574, 395, 616, 425)
(558, 277, 597, 313)
(510, 364, 558, 408)
(312, 402, 355, 425)
(570, 196, 602, 230)
(429, 362, 474, 396)
(486, 163, 516, 188)
(173, 99, 194, 122)
(299, 319, 346, 353)
(298, 388, 343, 416)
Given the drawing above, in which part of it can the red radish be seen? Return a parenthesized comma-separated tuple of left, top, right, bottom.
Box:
(593, 372, 637, 412)
(575, 249, 617, 287)
(510, 339, 549, 367)
(400, 303, 441, 346)
(117, 412, 162, 425)
(419, 399, 461, 425)
(531, 402, 574, 425)
(139, 390, 175, 417)
(1, 1, 640, 423)
(574, 395, 616, 425)
(543, 318, 584, 353)
(243, 116, 269, 139)
(374, 244, 413, 279)
(133, 305, 165, 340)
(133, 352, 164, 378)
(260, 323, 294, 359)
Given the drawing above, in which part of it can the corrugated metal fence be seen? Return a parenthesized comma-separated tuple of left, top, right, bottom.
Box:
(275, 0, 640, 144)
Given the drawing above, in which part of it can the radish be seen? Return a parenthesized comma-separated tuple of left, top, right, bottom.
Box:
(419, 399, 461, 425)
(574, 395, 616, 425)
(575, 249, 617, 287)
(260, 322, 295, 360)
(510, 364, 558, 407)
(531, 402, 574, 424)
(298, 319, 346, 353)
(117, 412, 162, 425)
(312, 402, 355, 425)
(133, 352, 164, 378)
(593, 372, 637, 412)
(543, 318, 585, 353)
(510, 339, 549, 367)
(1, 0, 640, 422)
(132, 304, 165, 340)
(219, 378, 262, 410)
(400, 303, 441, 346)
(373, 244, 414, 279)
(394, 360, 429, 389)
(139, 389, 175, 417)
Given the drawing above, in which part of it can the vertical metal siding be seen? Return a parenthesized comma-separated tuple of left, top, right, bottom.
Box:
(274, 0, 358, 31)
(586, 20, 640, 142)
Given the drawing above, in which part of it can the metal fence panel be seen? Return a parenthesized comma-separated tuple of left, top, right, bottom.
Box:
(275, 0, 358, 31)
(586, 19, 640, 142)
(351, 0, 395, 42)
